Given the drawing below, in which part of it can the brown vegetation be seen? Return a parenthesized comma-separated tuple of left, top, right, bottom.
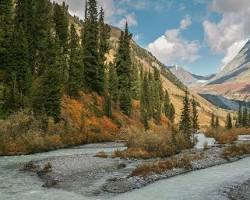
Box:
(112, 127, 191, 159)
(205, 127, 250, 144)
(130, 154, 202, 177)
(223, 144, 250, 159)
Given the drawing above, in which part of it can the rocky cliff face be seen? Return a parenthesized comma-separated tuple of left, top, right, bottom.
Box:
(195, 39, 250, 101)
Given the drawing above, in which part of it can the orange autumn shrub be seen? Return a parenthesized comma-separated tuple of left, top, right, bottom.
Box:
(102, 116, 118, 133)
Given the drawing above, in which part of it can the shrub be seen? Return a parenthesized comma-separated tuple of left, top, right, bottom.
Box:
(223, 144, 250, 159)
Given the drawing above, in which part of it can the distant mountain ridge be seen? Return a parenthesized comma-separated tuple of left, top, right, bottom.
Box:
(168, 65, 215, 86)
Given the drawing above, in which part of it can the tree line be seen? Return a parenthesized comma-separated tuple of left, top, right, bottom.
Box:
(0, 0, 179, 130)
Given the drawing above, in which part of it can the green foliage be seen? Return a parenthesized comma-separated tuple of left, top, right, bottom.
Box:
(191, 98, 199, 132)
(53, 2, 69, 51)
(67, 24, 83, 97)
(210, 113, 215, 128)
(108, 64, 119, 104)
(115, 22, 132, 115)
(82, 0, 100, 93)
(226, 113, 233, 129)
(140, 73, 150, 129)
(179, 90, 192, 146)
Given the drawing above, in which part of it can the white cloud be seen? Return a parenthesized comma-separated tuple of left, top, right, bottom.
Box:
(117, 13, 138, 28)
(203, 0, 250, 67)
(147, 16, 200, 65)
(51, 0, 137, 27)
(180, 15, 191, 30)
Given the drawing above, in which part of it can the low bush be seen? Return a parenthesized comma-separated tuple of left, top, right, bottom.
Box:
(130, 154, 197, 177)
(223, 144, 250, 159)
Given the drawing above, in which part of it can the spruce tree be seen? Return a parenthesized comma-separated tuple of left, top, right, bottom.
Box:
(168, 103, 175, 123)
(242, 106, 248, 127)
(53, 2, 69, 52)
(97, 7, 110, 94)
(32, 35, 62, 123)
(210, 113, 215, 128)
(131, 60, 141, 100)
(179, 89, 192, 145)
(238, 104, 242, 127)
(108, 64, 119, 105)
(152, 68, 163, 124)
(215, 116, 220, 128)
(164, 89, 175, 122)
(226, 113, 233, 129)
(0, 0, 13, 71)
(32, 0, 51, 75)
(67, 24, 83, 98)
(82, 0, 99, 92)
(115, 22, 132, 115)
(191, 98, 199, 132)
(140, 73, 150, 129)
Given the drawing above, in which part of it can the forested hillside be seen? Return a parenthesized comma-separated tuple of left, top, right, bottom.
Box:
(0, 0, 227, 155)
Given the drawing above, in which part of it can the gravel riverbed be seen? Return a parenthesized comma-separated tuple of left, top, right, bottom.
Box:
(23, 142, 250, 198)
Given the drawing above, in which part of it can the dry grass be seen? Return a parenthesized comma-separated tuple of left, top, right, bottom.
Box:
(223, 144, 250, 159)
(130, 154, 202, 177)
(95, 151, 108, 158)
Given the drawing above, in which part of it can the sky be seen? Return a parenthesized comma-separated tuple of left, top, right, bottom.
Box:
(53, 0, 250, 76)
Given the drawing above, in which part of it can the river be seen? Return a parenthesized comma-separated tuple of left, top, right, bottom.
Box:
(0, 142, 250, 200)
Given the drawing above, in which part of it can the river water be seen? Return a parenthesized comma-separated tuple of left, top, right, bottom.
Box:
(0, 141, 250, 200)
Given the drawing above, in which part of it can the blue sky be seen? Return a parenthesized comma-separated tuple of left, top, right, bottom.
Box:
(54, 0, 250, 76)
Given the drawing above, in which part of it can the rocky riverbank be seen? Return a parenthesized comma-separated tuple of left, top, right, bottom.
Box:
(23, 142, 250, 197)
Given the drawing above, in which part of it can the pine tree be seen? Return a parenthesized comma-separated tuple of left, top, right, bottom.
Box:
(32, 36, 62, 123)
(97, 7, 110, 94)
(82, 0, 100, 92)
(67, 24, 83, 97)
(0, 0, 13, 71)
(242, 106, 248, 127)
(215, 116, 220, 128)
(191, 98, 199, 132)
(131, 60, 141, 100)
(164, 89, 175, 122)
(210, 113, 215, 128)
(53, 2, 69, 52)
(32, 0, 51, 75)
(152, 68, 163, 124)
(168, 103, 175, 123)
(104, 93, 112, 118)
(238, 104, 242, 127)
(140, 73, 150, 129)
(115, 22, 132, 115)
(226, 113, 233, 129)
(108, 64, 119, 105)
(179, 89, 192, 145)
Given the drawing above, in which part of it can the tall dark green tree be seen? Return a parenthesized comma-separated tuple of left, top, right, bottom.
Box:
(140, 73, 150, 129)
(238, 104, 242, 127)
(215, 116, 220, 128)
(108, 64, 119, 105)
(97, 7, 110, 94)
(0, 0, 13, 71)
(164, 90, 175, 122)
(242, 106, 248, 127)
(32, 36, 62, 123)
(152, 68, 163, 124)
(226, 113, 233, 129)
(67, 24, 83, 97)
(210, 113, 215, 128)
(82, 0, 100, 92)
(131, 60, 141, 100)
(53, 2, 69, 52)
(32, 0, 51, 75)
(115, 22, 132, 115)
(179, 90, 192, 145)
(191, 98, 199, 132)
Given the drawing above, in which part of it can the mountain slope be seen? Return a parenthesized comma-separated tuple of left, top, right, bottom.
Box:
(100, 24, 229, 126)
(198, 39, 250, 101)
